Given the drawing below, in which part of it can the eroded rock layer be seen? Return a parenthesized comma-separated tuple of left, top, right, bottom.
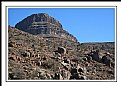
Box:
(15, 13, 77, 42)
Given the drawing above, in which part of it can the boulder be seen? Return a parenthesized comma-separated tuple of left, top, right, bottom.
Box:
(8, 41, 16, 47)
(57, 47, 66, 55)
(91, 50, 100, 62)
(54, 72, 60, 80)
(9, 56, 16, 61)
(101, 55, 111, 67)
(21, 51, 31, 57)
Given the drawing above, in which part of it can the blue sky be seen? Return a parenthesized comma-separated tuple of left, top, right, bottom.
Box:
(8, 8, 115, 43)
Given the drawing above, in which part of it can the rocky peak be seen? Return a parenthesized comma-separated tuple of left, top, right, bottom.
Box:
(15, 13, 77, 42)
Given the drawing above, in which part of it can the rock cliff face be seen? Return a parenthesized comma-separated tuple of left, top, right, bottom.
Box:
(15, 13, 77, 42)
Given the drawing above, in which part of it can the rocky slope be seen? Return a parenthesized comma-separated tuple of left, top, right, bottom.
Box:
(8, 26, 115, 80)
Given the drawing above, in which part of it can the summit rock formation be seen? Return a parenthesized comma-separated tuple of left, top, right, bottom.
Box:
(15, 13, 77, 42)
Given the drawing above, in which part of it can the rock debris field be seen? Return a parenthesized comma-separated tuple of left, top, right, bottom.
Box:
(8, 26, 115, 80)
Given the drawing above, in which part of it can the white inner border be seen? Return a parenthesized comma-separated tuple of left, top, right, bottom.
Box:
(2, 1, 121, 86)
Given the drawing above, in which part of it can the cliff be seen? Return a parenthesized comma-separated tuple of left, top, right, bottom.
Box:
(15, 13, 77, 42)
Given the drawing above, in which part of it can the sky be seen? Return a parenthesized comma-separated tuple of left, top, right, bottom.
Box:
(8, 8, 115, 43)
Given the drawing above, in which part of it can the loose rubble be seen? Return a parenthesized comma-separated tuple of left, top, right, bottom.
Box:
(8, 26, 115, 80)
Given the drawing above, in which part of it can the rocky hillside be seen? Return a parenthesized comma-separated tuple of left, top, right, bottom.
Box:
(8, 26, 115, 80)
